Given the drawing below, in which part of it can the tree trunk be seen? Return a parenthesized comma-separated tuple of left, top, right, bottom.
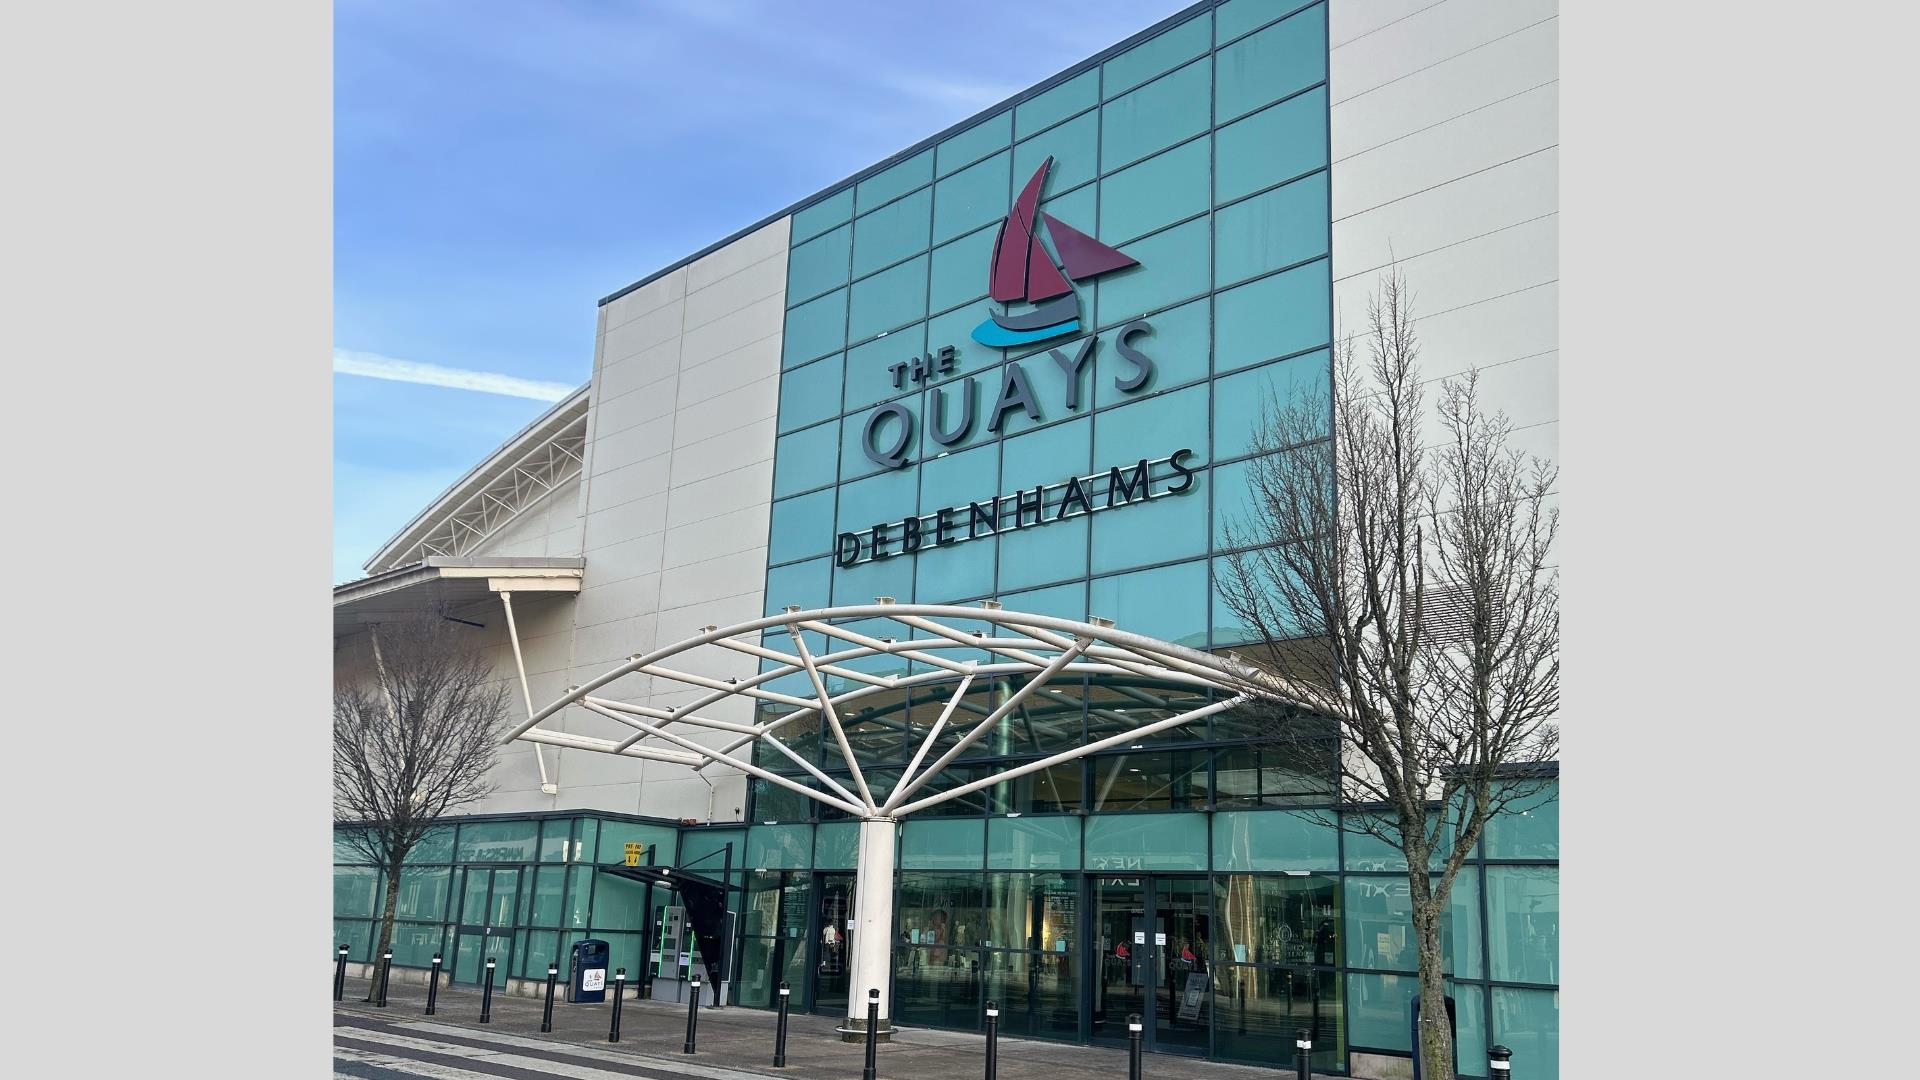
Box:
(1410, 895, 1456, 1080)
(369, 861, 403, 1000)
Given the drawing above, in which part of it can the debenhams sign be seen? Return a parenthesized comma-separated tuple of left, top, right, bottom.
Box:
(836, 157, 1197, 569)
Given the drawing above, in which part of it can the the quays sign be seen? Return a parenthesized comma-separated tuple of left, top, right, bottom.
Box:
(837, 157, 1200, 568)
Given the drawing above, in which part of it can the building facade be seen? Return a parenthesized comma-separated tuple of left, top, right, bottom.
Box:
(334, 1, 1559, 1075)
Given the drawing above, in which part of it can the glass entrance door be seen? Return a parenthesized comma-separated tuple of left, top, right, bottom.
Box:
(812, 873, 855, 1014)
(1089, 875, 1212, 1053)
(451, 867, 516, 987)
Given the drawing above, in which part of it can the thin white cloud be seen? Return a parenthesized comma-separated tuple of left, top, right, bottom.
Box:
(334, 348, 575, 402)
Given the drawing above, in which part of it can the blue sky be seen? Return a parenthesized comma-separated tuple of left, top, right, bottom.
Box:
(334, 0, 1188, 584)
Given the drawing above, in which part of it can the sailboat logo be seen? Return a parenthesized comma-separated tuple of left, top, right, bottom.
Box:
(971, 156, 1139, 348)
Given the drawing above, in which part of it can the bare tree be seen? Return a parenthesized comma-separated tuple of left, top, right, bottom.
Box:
(334, 609, 510, 980)
(1217, 270, 1559, 1080)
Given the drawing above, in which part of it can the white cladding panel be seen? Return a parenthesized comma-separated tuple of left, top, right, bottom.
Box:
(1329, 0, 1559, 468)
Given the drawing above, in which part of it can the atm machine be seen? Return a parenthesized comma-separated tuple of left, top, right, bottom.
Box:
(649, 904, 704, 1004)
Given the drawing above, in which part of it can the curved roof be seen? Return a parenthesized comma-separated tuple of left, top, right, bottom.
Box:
(364, 384, 591, 573)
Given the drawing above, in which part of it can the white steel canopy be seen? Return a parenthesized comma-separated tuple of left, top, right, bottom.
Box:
(499, 601, 1324, 820)
(496, 600, 1328, 1035)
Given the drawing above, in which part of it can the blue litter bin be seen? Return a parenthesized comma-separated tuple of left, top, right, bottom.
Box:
(567, 939, 611, 1004)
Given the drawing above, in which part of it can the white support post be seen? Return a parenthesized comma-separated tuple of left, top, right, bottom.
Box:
(844, 817, 898, 1040)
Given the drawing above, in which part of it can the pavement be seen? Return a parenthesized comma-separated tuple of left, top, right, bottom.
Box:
(333, 975, 1335, 1080)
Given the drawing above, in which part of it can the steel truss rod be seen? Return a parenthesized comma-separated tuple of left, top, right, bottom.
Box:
(578, 699, 864, 817)
(894, 694, 1250, 816)
(798, 619, 975, 676)
(887, 672, 975, 808)
(787, 626, 878, 811)
(881, 638, 1094, 813)
(581, 696, 762, 735)
(514, 728, 703, 767)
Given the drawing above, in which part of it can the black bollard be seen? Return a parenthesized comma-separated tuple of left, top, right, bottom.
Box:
(375, 950, 393, 1008)
(541, 963, 559, 1033)
(425, 954, 442, 1015)
(683, 973, 702, 1054)
(984, 1000, 999, 1080)
(773, 981, 791, 1067)
(1295, 1029, 1312, 1080)
(480, 959, 496, 1023)
(609, 969, 626, 1043)
(1127, 1013, 1143, 1080)
(334, 944, 349, 1003)
(1489, 1045, 1513, 1077)
(861, 988, 880, 1080)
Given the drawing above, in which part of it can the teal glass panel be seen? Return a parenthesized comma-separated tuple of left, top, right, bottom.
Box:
(840, 390, 917, 482)
(986, 816, 1081, 869)
(900, 818, 986, 869)
(787, 223, 851, 302)
(1014, 108, 1098, 195)
(1215, 87, 1328, 203)
(1492, 988, 1559, 1080)
(1099, 137, 1211, 246)
(1100, 57, 1210, 171)
(529, 865, 566, 927)
(853, 187, 932, 278)
(1090, 472, 1206, 574)
(1213, 258, 1329, 372)
(1346, 972, 1418, 1052)
(1444, 983, 1487, 1072)
(843, 324, 925, 413)
(333, 866, 379, 918)
(521, 930, 559, 980)
(813, 821, 859, 870)
(1093, 381, 1206, 465)
(677, 827, 748, 874)
(1082, 812, 1207, 871)
(831, 550, 915, 606)
(1095, 217, 1210, 329)
(566, 866, 593, 928)
(773, 421, 838, 496)
(746, 824, 813, 870)
(782, 287, 847, 368)
(1089, 560, 1209, 648)
(934, 151, 1011, 245)
(1216, 4, 1326, 123)
(929, 225, 997, 314)
(778, 352, 844, 434)
(848, 254, 929, 342)
(1343, 872, 1481, 978)
(406, 826, 455, 865)
(923, 301, 1001, 406)
(1103, 13, 1210, 99)
(573, 819, 598, 864)
(856, 147, 934, 212)
(1342, 814, 1458, 872)
(752, 777, 814, 823)
(792, 186, 854, 243)
(595, 818, 679, 860)
(334, 919, 375, 962)
(1217, 0, 1317, 45)
(334, 826, 373, 864)
(914, 531, 997, 603)
(394, 868, 450, 921)
(390, 923, 444, 967)
(1211, 457, 1259, 549)
(1483, 781, 1559, 859)
(1092, 296, 1209, 409)
(1487, 867, 1559, 984)
(1213, 350, 1332, 460)
(1015, 68, 1098, 139)
(764, 556, 832, 615)
(998, 516, 1087, 593)
(590, 874, 649, 931)
(938, 110, 1012, 176)
(999, 580, 1087, 623)
(836, 464, 919, 535)
(1212, 810, 1338, 871)
(1215, 172, 1329, 287)
(920, 438, 998, 504)
(1003, 414, 1090, 489)
(769, 488, 836, 565)
(1210, 550, 1314, 643)
(455, 820, 538, 862)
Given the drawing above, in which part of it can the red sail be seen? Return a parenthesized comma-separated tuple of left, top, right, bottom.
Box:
(1044, 212, 1139, 280)
(990, 158, 1055, 303)
(1027, 232, 1073, 301)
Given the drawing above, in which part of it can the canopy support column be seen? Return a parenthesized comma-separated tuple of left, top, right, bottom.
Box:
(839, 816, 899, 1042)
